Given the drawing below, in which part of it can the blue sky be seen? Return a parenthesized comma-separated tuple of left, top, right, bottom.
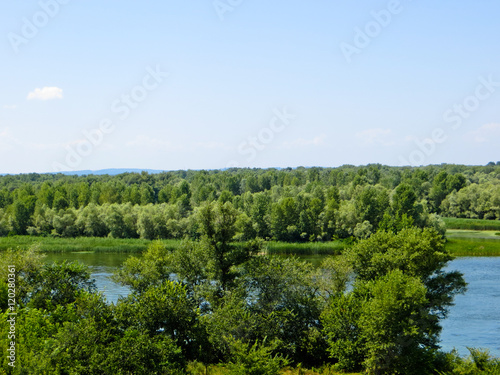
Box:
(1, 0, 499, 173)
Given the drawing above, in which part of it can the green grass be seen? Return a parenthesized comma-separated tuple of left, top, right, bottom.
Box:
(442, 219, 500, 255)
(443, 217, 500, 231)
(445, 237, 500, 256)
(265, 240, 347, 255)
(0, 236, 347, 255)
(2, 230, 500, 257)
(447, 230, 500, 240)
(0, 236, 181, 253)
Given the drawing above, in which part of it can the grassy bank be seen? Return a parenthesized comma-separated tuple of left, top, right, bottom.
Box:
(446, 229, 500, 239)
(442, 220, 500, 255)
(2, 230, 500, 256)
(443, 217, 500, 231)
(0, 236, 179, 253)
(445, 237, 500, 256)
(0, 236, 347, 255)
(265, 240, 347, 255)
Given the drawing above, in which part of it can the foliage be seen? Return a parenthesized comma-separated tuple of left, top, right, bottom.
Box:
(224, 337, 289, 375)
(0, 182, 496, 374)
(322, 228, 467, 374)
(112, 240, 173, 293)
(25, 260, 96, 310)
(436, 348, 500, 374)
(0, 164, 497, 243)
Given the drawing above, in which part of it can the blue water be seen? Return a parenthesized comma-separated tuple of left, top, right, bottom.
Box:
(44, 253, 500, 357)
(440, 257, 500, 357)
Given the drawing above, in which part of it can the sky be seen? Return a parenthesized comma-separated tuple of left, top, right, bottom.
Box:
(0, 0, 499, 174)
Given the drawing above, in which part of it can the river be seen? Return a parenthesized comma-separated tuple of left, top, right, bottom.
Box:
(43, 252, 500, 358)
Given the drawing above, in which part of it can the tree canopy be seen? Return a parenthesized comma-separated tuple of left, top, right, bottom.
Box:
(0, 164, 497, 241)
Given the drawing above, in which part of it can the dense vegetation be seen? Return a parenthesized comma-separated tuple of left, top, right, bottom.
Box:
(0, 164, 499, 242)
(1, 164, 499, 373)
(1, 200, 499, 374)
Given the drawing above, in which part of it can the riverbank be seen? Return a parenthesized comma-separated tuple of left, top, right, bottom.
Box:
(0, 236, 154, 252)
(1, 227, 499, 256)
(444, 230, 500, 256)
(0, 236, 348, 255)
(443, 217, 500, 231)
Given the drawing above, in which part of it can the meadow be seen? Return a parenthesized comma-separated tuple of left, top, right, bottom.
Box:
(1, 226, 500, 256)
(443, 217, 500, 231)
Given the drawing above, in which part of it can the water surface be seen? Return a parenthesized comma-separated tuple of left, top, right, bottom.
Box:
(440, 257, 500, 357)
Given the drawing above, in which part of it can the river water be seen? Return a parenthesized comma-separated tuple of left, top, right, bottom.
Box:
(43, 253, 500, 358)
(440, 257, 500, 357)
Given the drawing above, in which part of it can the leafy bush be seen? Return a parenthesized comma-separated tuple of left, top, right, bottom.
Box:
(225, 337, 289, 375)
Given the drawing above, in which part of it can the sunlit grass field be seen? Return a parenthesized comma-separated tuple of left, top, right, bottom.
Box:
(443, 217, 500, 231)
(265, 240, 347, 255)
(1, 219, 500, 256)
(0, 236, 347, 255)
(0, 236, 173, 253)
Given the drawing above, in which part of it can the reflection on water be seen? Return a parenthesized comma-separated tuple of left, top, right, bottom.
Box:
(43, 252, 500, 357)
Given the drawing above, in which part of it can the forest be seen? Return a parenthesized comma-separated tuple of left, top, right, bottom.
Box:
(0, 163, 499, 242)
(1, 164, 500, 374)
(1, 201, 499, 374)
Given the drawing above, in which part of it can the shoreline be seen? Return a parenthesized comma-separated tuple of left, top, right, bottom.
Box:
(1, 231, 500, 256)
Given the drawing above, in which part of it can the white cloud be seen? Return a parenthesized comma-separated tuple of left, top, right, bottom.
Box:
(27, 87, 63, 101)
(356, 128, 394, 146)
(467, 123, 500, 143)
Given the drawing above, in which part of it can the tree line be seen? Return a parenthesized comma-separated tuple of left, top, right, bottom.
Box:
(0, 164, 499, 240)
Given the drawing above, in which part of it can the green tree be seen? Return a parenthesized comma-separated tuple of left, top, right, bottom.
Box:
(140, 183, 155, 205)
(37, 181, 55, 208)
(115, 280, 199, 357)
(392, 183, 417, 219)
(77, 182, 91, 207)
(52, 209, 80, 237)
(9, 200, 31, 235)
(113, 241, 173, 294)
(197, 201, 254, 292)
(76, 203, 108, 237)
(53, 189, 69, 210)
(270, 197, 299, 241)
(429, 171, 449, 212)
(358, 270, 436, 374)
(322, 228, 467, 373)
(250, 192, 271, 239)
(26, 261, 97, 310)
(354, 185, 388, 229)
